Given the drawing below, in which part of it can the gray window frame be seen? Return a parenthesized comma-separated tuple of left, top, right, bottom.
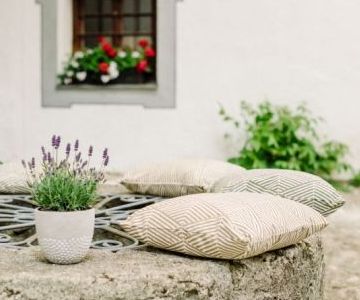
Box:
(37, 0, 176, 108)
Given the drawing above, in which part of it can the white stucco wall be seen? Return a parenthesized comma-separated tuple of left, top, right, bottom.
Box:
(1, 0, 360, 171)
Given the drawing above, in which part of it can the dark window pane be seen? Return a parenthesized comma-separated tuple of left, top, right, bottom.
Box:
(85, 36, 98, 48)
(85, 18, 99, 33)
(84, 0, 98, 14)
(123, 17, 136, 33)
(139, 17, 151, 32)
(102, 18, 113, 32)
(139, 0, 152, 13)
(102, 0, 112, 13)
(123, 0, 135, 13)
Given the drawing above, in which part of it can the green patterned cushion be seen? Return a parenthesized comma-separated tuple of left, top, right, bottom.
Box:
(120, 192, 327, 259)
(212, 169, 344, 216)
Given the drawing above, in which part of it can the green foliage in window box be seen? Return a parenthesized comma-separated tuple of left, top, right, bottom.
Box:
(219, 101, 351, 181)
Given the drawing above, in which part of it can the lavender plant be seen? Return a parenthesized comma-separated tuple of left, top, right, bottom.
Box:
(22, 135, 109, 211)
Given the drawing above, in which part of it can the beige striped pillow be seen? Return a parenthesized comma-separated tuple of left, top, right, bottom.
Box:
(121, 159, 245, 197)
(120, 192, 327, 260)
(212, 169, 344, 216)
(0, 162, 31, 194)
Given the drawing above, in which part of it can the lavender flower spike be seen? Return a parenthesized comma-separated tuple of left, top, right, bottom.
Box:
(21, 160, 27, 168)
(66, 143, 71, 156)
(74, 139, 79, 151)
(88, 145, 93, 157)
(102, 148, 108, 159)
(47, 152, 52, 163)
(55, 136, 61, 149)
(41, 146, 46, 156)
(104, 156, 109, 166)
(31, 157, 36, 169)
(51, 135, 56, 147)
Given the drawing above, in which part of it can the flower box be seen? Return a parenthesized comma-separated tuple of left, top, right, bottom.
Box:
(59, 38, 156, 86)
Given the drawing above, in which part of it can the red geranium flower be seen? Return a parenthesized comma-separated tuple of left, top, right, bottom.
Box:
(102, 42, 112, 52)
(98, 62, 109, 74)
(138, 39, 149, 49)
(136, 60, 148, 73)
(101, 42, 117, 58)
(145, 47, 156, 58)
(107, 48, 117, 58)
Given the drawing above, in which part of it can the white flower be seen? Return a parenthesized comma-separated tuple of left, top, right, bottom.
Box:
(76, 71, 87, 82)
(74, 51, 84, 59)
(86, 49, 93, 55)
(109, 61, 117, 71)
(108, 62, 119, 79)
(118, 50, 127, 58)
(66, 70, 74, 77)
(100, 75, 111, 84)
(131, 51, 140, 58)
(64, 78, 72, 85)
(70, 60, 79, 68)
(109, 68, 119, 79)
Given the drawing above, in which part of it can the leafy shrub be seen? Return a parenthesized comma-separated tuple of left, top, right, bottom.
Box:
(350, 172, 360, 187)
(23, 135, 109, 211)
(219, 101, 351, 181)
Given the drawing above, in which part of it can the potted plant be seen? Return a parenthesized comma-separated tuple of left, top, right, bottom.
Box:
(22, 135, 109, 264)
(58, 38, 156, 85)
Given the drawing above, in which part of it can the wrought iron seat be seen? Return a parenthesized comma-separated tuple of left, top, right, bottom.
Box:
(0, 194, 163, 251)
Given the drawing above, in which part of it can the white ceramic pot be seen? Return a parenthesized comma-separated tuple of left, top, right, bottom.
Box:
(35, 208, 95, 265)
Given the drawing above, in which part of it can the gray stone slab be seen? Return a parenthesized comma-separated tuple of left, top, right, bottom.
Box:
(0, 234, 324, 300)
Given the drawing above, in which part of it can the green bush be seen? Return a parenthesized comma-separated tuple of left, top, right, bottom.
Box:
(350, 172, 360, 187)
(219, 101, 351, 181)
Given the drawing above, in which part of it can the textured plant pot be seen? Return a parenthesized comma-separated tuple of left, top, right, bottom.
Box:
(35, 208, 95, 265)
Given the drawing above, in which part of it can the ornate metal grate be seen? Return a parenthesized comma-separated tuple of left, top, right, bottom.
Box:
(0, 194, 163, 251)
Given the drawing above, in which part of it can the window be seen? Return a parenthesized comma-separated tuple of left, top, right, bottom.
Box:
(73, 0, 157, 51)
(37, 0, 176, 108)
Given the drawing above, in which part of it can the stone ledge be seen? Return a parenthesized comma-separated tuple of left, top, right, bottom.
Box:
(0, 235, 324, 300)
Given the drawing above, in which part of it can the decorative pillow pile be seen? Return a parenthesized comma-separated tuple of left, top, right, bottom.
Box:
(0, 162, 30, 194)
(212, 169, 344, 216)
(121, 159, 245, 197)
(120, 192, 328, 260)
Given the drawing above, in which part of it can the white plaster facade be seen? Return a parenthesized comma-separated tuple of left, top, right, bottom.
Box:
(0, 0, 360, 170)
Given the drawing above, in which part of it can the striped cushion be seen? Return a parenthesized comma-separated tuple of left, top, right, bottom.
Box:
(0, 162, 30, 194)
(212, 169, 344, 216)
(121, 159, 245, 197)
(120, 192, 327, 260)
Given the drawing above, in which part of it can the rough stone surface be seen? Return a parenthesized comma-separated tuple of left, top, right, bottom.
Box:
(0, 235, 324, 300)
(323, 189, 360, 300)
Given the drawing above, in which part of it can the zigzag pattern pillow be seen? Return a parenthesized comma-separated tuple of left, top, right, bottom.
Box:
(120, 192, 328, 260)
(212, 169, 344, 216)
